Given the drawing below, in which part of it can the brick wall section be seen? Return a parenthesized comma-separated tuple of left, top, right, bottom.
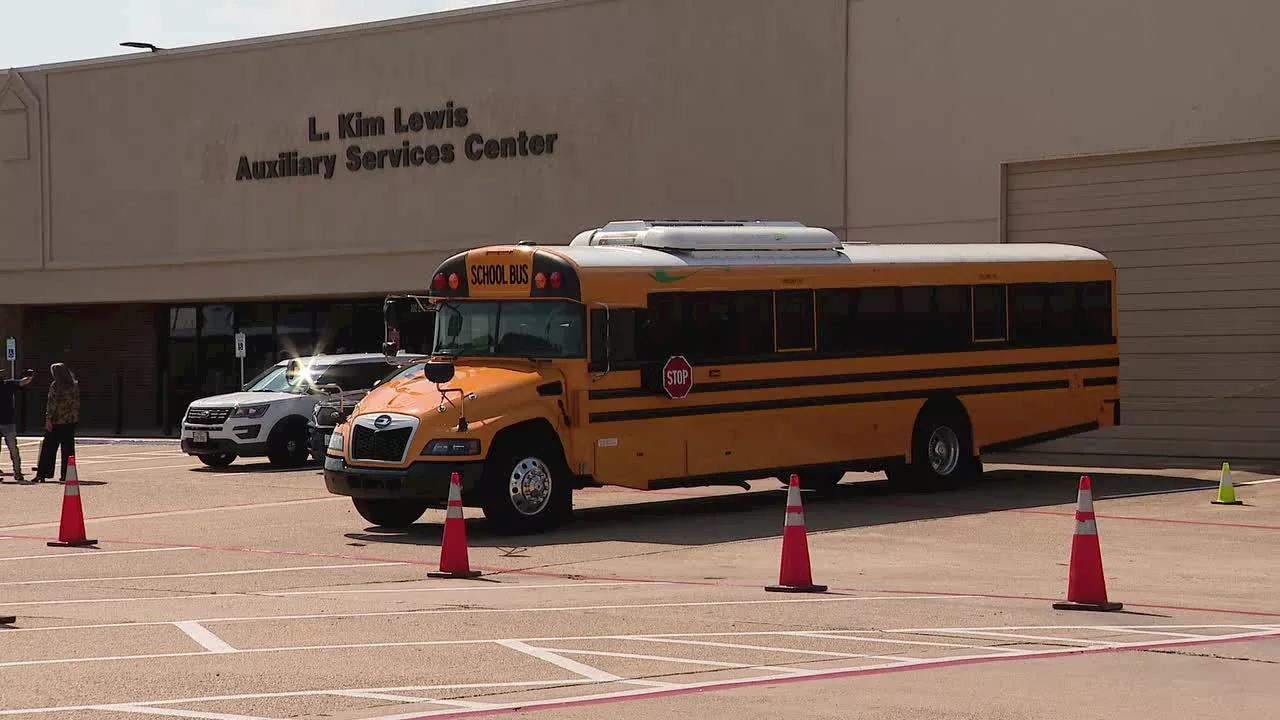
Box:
(21, 304, 159, 433)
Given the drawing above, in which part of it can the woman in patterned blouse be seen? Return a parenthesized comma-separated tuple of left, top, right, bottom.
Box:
(34, 363, 79, 483)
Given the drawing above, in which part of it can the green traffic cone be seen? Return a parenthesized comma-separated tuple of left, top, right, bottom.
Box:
(1211, 462, 1243, 506)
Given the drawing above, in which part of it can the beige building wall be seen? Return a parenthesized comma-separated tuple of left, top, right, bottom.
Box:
(845, 0, 1280, 244)
(0, 0, 848, 306)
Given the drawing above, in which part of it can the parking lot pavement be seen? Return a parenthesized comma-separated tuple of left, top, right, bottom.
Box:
(0, 442, 1277, 719)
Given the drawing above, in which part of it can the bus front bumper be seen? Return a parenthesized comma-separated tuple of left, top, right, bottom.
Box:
(323, 455, 485, 507)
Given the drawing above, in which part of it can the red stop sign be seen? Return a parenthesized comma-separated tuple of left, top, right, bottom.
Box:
(661, 355, 694, 399)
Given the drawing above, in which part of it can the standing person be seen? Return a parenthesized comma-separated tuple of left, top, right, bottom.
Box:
(0, 368, 35, 483)
(34, 363, 79, 483)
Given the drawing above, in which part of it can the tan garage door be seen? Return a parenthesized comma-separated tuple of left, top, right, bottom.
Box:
(1003, 140, 1280, 460)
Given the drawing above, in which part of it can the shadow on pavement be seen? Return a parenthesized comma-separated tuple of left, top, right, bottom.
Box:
(345, 467, 1223, 549)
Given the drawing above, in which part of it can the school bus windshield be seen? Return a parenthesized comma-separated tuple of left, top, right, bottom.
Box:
(433, 300, 586, 359)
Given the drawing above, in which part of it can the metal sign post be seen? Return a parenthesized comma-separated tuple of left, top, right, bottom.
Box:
(234, 332, 246, 387)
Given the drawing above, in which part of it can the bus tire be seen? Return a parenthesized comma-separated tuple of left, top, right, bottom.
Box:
(480, 430, 573, 536)
(352, 498, 428, 528)
(890, 404, 978, 493)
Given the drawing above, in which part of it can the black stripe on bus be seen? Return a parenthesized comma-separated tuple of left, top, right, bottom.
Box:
(980, 421, 1101, 454)
(1083, 376, 1118, 387)
(587, 379, 1069, 424)
(588, 357, 1118, 401)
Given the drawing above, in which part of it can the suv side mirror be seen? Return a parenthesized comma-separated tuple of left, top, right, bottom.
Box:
(317, 383, 342, 395)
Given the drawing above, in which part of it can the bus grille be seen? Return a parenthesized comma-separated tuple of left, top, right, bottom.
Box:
(351, 426, 412, 462)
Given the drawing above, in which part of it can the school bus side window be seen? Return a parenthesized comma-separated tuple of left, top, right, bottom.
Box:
(775, 290, 815, 351)
(972, 284, 1008, 343)
(642, 291, 775, 363)
(1010, 281, 1114, 347)
(816, 287, 905, 356)
(589, 307, 643, 371)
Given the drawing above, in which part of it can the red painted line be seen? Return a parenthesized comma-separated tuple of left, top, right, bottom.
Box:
(4, 532, 1279, 618)
(0, 496, 339, 530)
(383, 631, 1280, 720)
(866, 498, 1280, 531)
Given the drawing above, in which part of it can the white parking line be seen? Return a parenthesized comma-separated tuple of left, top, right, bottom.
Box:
(5, 626, 1278, 719)
(0, 682, 587, 718)
(496, 640, 623, 682)
(175, 622, 238, 654)
(0, 561, 406, 587)
(0, 547, 197, 562)
(624, 636, 913, 662)
(263, 581, 660, 597)
(96, 706, 271, 720)
(1, 594, 976, 636)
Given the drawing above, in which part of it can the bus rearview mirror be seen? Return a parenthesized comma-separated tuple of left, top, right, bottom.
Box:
(424, 360, 455, 385)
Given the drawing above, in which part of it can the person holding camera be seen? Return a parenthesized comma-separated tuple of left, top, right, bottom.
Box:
(0, 368, 35, 483)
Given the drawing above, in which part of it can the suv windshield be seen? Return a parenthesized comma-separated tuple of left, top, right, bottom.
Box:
(244, 360, 401, 394)
(434, 300, 586, 359)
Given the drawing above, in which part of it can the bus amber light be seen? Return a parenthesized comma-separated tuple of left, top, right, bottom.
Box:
(535, 272, 547, 289)
(448, 273, 460, 290)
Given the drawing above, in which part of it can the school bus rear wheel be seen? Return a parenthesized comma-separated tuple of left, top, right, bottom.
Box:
(890, 404, 979, 493)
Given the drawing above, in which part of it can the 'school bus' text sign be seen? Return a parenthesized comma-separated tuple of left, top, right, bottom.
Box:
(466, 249, 534, 298)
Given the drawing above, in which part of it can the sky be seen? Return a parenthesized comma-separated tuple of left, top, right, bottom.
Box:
(1, 0, 509, 68)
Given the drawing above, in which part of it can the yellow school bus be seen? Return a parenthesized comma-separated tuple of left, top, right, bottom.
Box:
(323, 220, 1120, 535)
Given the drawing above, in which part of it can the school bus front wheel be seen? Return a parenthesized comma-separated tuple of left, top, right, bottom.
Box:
(477, 423, 574, 536)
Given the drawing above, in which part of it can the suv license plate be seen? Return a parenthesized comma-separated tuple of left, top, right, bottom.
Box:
(193, 430, 209, 443)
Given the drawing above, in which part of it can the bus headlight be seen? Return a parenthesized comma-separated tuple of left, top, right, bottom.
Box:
(327, 432, 345, 452)
(423, 438, 481, 456)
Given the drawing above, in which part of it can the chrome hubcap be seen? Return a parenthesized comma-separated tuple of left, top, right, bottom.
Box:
(927, 426, 960, 476)
(508, 456, 553, 516)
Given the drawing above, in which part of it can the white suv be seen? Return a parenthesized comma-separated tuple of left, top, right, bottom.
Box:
(180, 353, 418, 468)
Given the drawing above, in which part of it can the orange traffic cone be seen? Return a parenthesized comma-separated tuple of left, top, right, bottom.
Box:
(47, 456, 97, 548)
(427, 472, 481, 579)
(1053, 475, 1122, 612)
(765, 473, 827, 593)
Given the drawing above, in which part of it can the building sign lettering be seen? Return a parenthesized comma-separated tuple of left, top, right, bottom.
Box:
(235, 100, 559, 182)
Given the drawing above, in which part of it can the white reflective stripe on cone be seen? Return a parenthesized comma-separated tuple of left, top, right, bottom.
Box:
(446, 503, 464, 519)
(784, 508, 806, 527)
(1075, 518, 1097, 536)
(1077, 489, 1094, 514)
(64, 484, 80, 497)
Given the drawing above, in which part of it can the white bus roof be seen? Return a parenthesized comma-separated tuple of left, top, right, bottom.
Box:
(556, 220, 1107, 268)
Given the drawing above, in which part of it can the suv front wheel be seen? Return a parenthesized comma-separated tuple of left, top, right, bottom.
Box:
(266, 420, 311, 468)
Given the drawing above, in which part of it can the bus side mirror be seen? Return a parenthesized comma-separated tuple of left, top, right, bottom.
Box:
(382, 340, 399, 359)
(424, 360, 455, 385)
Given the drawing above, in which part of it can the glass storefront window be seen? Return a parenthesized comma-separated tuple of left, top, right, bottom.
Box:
(169, 307, 197, 338)
(276, 302, 314, 360)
